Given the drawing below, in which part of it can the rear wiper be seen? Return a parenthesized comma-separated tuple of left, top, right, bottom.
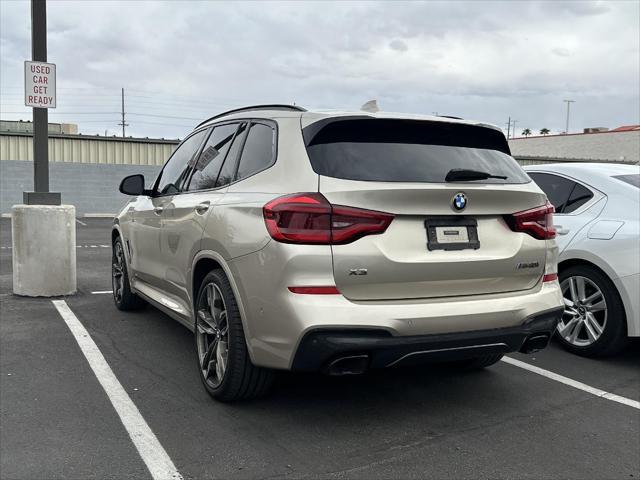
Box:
(445, 168, 508, 182)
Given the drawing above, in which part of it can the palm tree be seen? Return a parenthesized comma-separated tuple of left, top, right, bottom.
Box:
(522, 128, 532, 137)
(540, 128, 550, 135)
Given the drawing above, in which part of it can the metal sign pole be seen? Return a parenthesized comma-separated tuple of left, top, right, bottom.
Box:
(24, 0, 60, 205)
(13, 0, 75, 298)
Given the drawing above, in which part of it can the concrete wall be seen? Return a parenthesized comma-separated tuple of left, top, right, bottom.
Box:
(509, 130, 639, 163)
(0, 160, 160, 215)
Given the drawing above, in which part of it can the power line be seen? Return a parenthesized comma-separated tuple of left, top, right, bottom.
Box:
(128, 112, 202, 121)
(1, 86, 250, 105)
(2, 111, 120, 114)
(130, 120, 196, 127)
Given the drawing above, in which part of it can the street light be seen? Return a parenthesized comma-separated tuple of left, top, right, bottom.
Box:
(563, 99, 575, 134)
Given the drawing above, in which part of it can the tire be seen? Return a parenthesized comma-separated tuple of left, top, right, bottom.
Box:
(557, 264, 628, 357)
(112, 237, 146, 311)
(194, 269, 275, 402)
(449, 354, 504, 370)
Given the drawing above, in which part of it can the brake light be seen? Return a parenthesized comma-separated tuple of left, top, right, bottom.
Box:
(506, 201, 556, 240)
(263, 193, 394, 244)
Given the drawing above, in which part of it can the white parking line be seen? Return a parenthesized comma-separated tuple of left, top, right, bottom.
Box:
(92, 290, 113, 294)
(502, 356, 640, 410)
(52, 300, 183, 480)
(76, 219, 87, 226)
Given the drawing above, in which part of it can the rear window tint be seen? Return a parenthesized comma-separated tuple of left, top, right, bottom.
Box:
(564, 183, 594, 213)
(187, 123, 238, 191)
(613, 174, 640, 189)
(303, 118, 529, 184)
(528, 172, 575, 212)
(235, 122, 276, 181)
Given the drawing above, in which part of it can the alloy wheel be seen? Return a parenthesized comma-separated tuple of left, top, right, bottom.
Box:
(558, 275, 607, 347)
(112, 242, 125, 303)
(196, 283, 229, 388)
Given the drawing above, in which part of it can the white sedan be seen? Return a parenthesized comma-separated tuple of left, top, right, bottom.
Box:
(525, 163, 639, 357)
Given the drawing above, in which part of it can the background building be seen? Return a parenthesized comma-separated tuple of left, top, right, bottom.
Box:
(0, 122, 179, 214)
(1, 119, 79, 135)
(509, 126, 639, 165)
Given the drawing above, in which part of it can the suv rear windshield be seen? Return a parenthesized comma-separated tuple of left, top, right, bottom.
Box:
(303, 118, 529, 184)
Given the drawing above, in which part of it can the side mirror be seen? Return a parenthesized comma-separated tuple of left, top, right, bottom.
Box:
(119, 174, 147, 196)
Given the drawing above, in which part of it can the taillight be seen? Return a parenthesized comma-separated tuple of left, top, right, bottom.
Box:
(505, 201, 556, 240)
(263, 193, 394, 245)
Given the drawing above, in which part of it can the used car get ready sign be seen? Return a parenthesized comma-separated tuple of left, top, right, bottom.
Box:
(24, 61, 56, 108)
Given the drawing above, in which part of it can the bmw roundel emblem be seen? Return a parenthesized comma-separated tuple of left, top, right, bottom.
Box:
(452, 193, 467, 211)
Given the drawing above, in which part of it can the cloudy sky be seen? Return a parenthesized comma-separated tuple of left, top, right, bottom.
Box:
(1, 0, 638, 139)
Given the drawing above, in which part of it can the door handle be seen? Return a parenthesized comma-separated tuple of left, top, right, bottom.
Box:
(153, 206, 164, 215)
(555, 225, 570, 235)
(195, 202, 210, 215)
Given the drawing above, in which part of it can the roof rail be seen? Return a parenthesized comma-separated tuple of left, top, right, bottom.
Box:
(196, 104, 307, 128)
(437, 115, 464, 120)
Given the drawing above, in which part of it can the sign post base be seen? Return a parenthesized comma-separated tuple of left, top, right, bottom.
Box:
(23, 191, 61, 205)
(12, 204, 77, 297)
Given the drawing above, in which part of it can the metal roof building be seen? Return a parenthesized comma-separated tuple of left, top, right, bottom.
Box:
(0, 130, 179, 166)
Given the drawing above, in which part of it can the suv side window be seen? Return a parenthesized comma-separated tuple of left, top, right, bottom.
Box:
(235, 122, 276, 182)
(155, 129, 207, 195)
(216, 122, 247, 188)
(188, 123, 238, 191)
(529, 172, 575, 213)
(564, 182, 594, 214)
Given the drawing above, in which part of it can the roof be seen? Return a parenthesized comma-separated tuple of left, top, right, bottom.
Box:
(523, 162, 640, 191)
(610, 125, 640, 132)
(0, 130, 180, 144)
(300, 110, 502, 131)
(196, 104, 306, 128)
(197, 104, 503, 132)
(511, 125, 640, 140)
(525, 163, 640, 200)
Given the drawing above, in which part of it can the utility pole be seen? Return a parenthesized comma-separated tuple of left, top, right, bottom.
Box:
(118, 87, 128, 137)
(25, 0, 59, 205)
(506, 116, 512, 139)
(563, 99, 575, 134)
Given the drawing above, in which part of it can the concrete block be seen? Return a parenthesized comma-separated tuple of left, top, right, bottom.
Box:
(12, 204, 77, 296)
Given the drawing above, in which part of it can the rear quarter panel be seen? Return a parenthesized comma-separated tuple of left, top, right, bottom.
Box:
(201, 116, 319, 260)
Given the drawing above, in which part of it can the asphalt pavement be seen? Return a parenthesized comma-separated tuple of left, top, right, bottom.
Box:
(0, 218, 638, 480)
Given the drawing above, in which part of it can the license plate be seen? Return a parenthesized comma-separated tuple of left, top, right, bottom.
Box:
(435, 226, 469, 244)
(425, 218, 480, 251)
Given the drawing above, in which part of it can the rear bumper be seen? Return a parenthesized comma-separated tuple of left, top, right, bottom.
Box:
(229, 242, 564, 370)
(292, 307, 563, 373)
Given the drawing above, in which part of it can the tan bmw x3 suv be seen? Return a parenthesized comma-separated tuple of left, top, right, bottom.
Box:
(113, 105, 564, 401)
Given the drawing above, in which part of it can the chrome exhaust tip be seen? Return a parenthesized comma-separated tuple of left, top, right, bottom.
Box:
(520, 334, 550, 354)
(325, 354, 370, 375)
